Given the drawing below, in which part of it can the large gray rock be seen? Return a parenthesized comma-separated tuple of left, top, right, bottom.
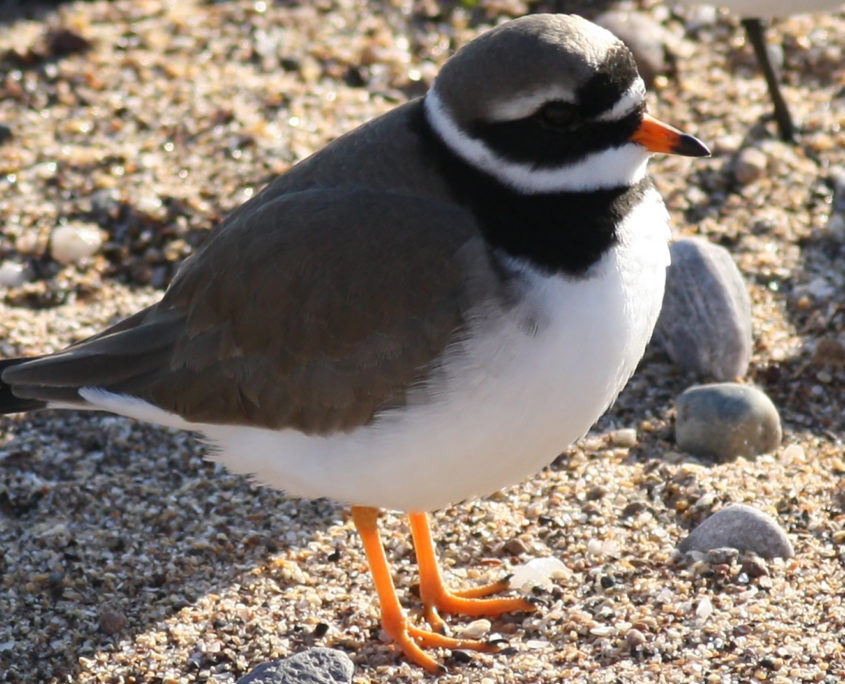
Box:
(675, 383, 781, 461)
(678, 503, 794, 559)
(653, 238, 752, 381)
(237, 648, 354, 684)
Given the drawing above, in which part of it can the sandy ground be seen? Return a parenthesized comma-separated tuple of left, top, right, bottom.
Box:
(0, 0, 843, 682)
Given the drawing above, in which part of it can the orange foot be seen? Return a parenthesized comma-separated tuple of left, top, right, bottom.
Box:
(409, 511, 536, 633)
(351, 507, 535, 673)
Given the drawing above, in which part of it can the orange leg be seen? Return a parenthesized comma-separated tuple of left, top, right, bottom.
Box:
(351, 507, 500, 673)
(408, 511, 536, 633)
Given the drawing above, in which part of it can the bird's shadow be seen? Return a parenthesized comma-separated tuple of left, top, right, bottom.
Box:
(0, 410, 348, 681)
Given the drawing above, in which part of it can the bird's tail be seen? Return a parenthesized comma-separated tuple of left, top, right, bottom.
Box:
(0, 358, 47, 414)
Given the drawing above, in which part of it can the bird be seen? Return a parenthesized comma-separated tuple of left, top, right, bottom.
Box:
(0, 14, 709, 673)
(674, 0, 844, 141)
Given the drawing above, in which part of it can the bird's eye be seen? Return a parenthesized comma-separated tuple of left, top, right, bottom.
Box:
(538, 101, 578, 129)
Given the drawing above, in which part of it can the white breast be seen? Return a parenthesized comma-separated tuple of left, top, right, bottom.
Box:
(192, 187, 671, 511)
(80, 188, 671, 512)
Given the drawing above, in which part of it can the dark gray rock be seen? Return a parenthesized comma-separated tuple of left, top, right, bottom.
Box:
(654, 238, 752, 381)
(594, 11, 670, 87)
(675, 382, 781, 460)
(678, 503, 794, 559)
(237, 648, 353, 684)
(0, 123, 11, 144)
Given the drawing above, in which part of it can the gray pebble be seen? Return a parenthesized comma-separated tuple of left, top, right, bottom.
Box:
(237, 648, 353, 684)
(704, 546, 740, 566)
(675, 383, 781, 460)
(678, 504, 794, 559)
(0, 261, 31, 287)
(0, 123, 11, 144)
(594, 11, 670, 87)
(653, 238, 752, 381)
(50, 222, 104, 265)
(733, 147, 768, 185)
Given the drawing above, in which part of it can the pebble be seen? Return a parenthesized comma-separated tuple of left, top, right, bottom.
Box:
(0, 261, 31, 287)
(237, 648, 354, 684)
(653, 238, 752, 381)
(813, 338, 845, 368)
(695, 596, 714, 622)
(704, 547, 740, 566)
(675, 383, 782, 460)
(50, 223, 104, 265)
(733, 147, 768, 185)
(594, 11, 670, 87)
(0, 123, 11, 144)
(503, 537, 529, 556)
(677, 504, 794, 559)
(458, 619, 491, 640)
(625, 628, 647, 648)
(742, 555, 770, 578)
(609, 428, 638, 448)
(508, 557, 568, 592)
(99, 610, 128, 636)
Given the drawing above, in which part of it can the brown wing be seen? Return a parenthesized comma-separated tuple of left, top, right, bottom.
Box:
(4, 187, 505, 434)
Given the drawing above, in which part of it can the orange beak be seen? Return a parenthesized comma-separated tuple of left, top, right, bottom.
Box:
(630, 112, 710, 157)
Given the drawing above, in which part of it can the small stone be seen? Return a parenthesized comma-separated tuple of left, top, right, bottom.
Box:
(609, 428, 637, 448)
(236, 648, 354, 684)
(0, 123, 11, 144)
(99, 610, 127, 635)
(813, 338, 845, 368)
(503, 537, 529, 556)
(734, 147, 768, 185)
(677, 504, 794, 559)
(684, 4, 718, 31)
(0, 261, 31, 287)
(625, 628, 647, 648)
(594, 12, 670, 87)
(675, 383, 782, 461)
(50, 223, 103, 265)
(15, 232, 42, 256)
(621, 500, 649, 517)
(458, 618, 491, 640)
(46, 28, 92, 57)
(741, 555, 769, 578)
(508, 556, 568, 592)
(704, 547, 740, 566)
(653, 238, 752, 381)
(695, 596, 713, 621)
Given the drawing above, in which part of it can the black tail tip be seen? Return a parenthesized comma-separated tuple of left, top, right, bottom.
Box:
(0, 358, 46, 415)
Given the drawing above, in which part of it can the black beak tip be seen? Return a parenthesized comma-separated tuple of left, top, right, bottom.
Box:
(677, 134, 711, 158)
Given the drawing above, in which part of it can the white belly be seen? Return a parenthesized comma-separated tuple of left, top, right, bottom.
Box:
(81, 188, 671, 512)
(198, 188, 670, 511)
